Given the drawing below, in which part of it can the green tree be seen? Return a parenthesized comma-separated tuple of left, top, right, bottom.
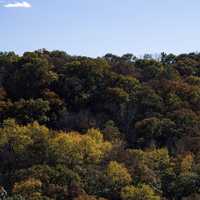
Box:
(10, 99, 50, 124)
(4, 53, 58, 99)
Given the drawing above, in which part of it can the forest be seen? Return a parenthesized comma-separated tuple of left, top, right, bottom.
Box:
(0, 49, 200, 200)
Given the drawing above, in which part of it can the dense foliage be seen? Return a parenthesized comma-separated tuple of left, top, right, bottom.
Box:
(0, 50, 200, 199)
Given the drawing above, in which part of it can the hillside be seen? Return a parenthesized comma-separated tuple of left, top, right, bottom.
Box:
(0, 50, 200, 200)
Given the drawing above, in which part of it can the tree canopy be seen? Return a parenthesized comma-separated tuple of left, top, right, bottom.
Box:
(0, 50, 200, 200)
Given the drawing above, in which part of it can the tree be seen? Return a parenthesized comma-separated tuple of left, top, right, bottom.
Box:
(133, 117, 178, 149)
(49, 129, 112, 167)
(102, 120, 121, 142)
(121, 184, 160, 200)
(135, 59, 163, 81)
(7, 195, 25, 200)
(135, 86, 163, 118)
(160, 53, 176, 65)
(55, 58, 109, 111)
(0, 87, 12, 123)
(134, 117, 161, 148)
(180, 154, 194, 174)
(12, 178, 42, 200)
(10, 99, 50, 124)
(104, 161, 132, 198)
(41, 90, 66, 128)
(4, 53, 58, 99)
(0, 120, 50, 169)
(75, 194, 107, 200)
(173, 173, 200, 200)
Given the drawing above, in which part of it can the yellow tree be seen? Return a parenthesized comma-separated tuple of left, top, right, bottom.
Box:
(12, 178, 42, 200)
(121, 184, 160, 200)
(104, 161, 132, 198)
(49, 128, 112, 167)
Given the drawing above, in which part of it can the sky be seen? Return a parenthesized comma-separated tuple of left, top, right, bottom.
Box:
(1, 0, 200, 57)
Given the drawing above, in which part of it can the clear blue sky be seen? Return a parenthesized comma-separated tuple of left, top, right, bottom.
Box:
(1, 0, 200, 57)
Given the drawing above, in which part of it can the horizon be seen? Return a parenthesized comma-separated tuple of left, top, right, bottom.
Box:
(2, 48, 200, 60)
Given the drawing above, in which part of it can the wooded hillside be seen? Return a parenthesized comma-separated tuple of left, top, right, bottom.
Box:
(0, 50, 200, 200)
